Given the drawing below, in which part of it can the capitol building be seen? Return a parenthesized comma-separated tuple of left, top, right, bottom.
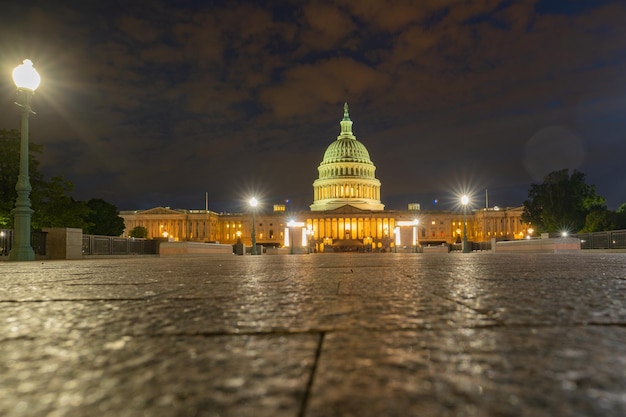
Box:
(120, 104, 528, 252)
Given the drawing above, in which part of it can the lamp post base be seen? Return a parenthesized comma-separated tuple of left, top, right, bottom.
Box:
(9, 203, 35, 262)
(9, 246, 35, 261)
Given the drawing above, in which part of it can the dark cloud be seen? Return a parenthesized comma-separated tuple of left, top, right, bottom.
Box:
(0, 0, 624, 212)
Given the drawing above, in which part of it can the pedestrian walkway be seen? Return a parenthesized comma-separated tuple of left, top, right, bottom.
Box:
(1, 252, 625, 416)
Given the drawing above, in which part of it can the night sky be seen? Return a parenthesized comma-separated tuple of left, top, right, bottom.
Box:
(1, 0, 625, 213)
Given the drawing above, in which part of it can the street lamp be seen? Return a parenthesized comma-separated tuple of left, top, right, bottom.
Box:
(414, 219, 419, 253)
(461, 195, 469, 253)
(9, 59, 41, 261)
(249, 197, 258, 255)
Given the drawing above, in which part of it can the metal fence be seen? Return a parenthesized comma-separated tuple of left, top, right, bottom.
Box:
(0, 229, 11, 256)
(82, 235, 158, 255)
(0, 229, 47, 257)
(450, 241, 492, 252)
(2, 229, 624, 256)
(573, 230, 626, 250)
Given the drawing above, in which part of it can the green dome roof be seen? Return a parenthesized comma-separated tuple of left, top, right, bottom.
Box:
(319, 102, 374, 166)
(310, 103, 385, 211)
(321, 137, 373, 165)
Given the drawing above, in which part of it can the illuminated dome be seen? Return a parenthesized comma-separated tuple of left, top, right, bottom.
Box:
(310, 103, 384, 211)
(322, 134, 372, 164)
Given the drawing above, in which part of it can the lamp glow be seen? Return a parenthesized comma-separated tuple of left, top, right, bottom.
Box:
(12, 59, 41, 91)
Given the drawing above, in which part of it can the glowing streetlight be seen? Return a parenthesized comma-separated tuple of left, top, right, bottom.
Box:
(249, 197, 258, 255)
(461, 195, 469, 253)
(9, 59, 41, 261)
(414, 219, 420, 253)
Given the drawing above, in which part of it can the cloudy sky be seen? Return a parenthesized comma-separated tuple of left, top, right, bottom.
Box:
(0, 0, 625, 213)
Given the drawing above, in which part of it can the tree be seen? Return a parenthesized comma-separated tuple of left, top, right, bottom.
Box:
(0, 128, 102, 232)
(522, 169, 605, 234)
(129, 226, 148, 238)
(83, 198, 125, 236)
(614, 204, 626, 230)
(580, 208, 618, 232)
(31, 175, 92, 230)
(0, 129, 46, 227)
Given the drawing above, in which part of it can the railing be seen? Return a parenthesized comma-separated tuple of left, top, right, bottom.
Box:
(32, 231, 47, 255)
(0, 229, 47, 257)
(82, 235, 158, 255)
(573, 230, 626, 250)
(0, 229, 11, 256)
(450, 241, 492, 252)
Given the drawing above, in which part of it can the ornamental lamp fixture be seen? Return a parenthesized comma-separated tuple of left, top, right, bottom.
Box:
(13, 59, 41, 91)
(461, 195, 469, 253)
(249, 197, 258, 255)
(8, 59, 41, 261)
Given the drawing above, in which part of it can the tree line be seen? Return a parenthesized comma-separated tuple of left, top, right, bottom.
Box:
(522, 169, 626, 234)
(0, 129, 125, 236)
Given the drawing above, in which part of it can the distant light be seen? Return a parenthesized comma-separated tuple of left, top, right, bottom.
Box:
(249, 197, 258, 207)
(561, 231, 568, 237)
(433, 199, 438, 204)
(13, 59, 41, 91)
(461, 195, 469, 206)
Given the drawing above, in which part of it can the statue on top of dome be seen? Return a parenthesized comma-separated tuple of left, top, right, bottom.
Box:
(343, 102, 350, 121)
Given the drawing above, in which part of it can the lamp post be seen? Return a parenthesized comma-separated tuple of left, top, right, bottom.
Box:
(249, 197, 258, 255)
(9, 59, 41, 261)
(461, 195, 469, 253)
(414, 219, 419, 253)
(289, 223, 294, 255)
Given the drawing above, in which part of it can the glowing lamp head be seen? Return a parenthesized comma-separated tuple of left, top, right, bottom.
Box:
(249, 197, 258, 208)
(461, 195, 469, 206)
(12, 59, 41, 91)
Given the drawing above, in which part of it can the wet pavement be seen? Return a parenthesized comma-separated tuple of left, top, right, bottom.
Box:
(1, 252, 625, 416)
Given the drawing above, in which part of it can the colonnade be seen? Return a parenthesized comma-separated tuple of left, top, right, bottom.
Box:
(314, 183, 380, 200)
(123, 217, 213, 241)
(307, 216, 395, 241)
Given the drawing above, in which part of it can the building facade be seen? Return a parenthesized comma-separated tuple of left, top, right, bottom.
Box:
(120, 104, 528, 251)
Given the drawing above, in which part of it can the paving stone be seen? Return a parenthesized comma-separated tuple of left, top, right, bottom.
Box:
(306, 327, 626, 417)
(0, 253, 624, 416)
(0, 332, 319, 417)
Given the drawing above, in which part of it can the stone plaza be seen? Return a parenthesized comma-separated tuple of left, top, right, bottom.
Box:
(1, 252, 625, 416)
